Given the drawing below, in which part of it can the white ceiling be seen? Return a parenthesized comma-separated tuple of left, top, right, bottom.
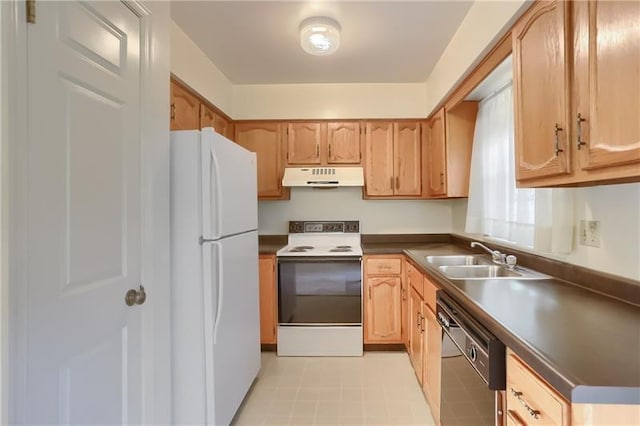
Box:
(170, 1, 474, 85)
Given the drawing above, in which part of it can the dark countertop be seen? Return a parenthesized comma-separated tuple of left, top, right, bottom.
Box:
(260, 233, 640, 403)
(258, 235, 287, 254)
(403, 246, 640, 405)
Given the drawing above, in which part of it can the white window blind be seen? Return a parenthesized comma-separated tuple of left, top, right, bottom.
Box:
(465, 84, 574, 254)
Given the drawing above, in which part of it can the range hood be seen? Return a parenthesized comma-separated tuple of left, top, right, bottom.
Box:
(282, 167, 364, 188)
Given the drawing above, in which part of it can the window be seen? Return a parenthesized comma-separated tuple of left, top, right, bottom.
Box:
(465, 84, 573, 254)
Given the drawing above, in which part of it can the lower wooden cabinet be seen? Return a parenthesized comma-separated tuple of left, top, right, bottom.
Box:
(423, 305, 442, 424)
(409, 286, 425, 383)
(258, 255, 277, 344)
(364, 276, 402, 343)
(507, 349, 570, 426)
(363, 255, 404, 344)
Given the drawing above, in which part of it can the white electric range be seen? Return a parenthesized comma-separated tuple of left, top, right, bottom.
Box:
(276, 221, 363, 356)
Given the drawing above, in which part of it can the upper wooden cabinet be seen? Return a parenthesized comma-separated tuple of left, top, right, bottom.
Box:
(513, 0, 572, 182)
(572, 0, 640, 182)
(170, 78, 233, 139)
(424, 103, 478, 198)
(364, 121, 422, 198)
(327, 122, 362, 164)
(286, 122, 322, 165)
(285, 121, 362, 166)
(513, 0, 640, 187)
(425, 109, 447, 197)
(200, 103, 233, 140)
(170, 79, 200, 131)
(234, 122, 288, 200)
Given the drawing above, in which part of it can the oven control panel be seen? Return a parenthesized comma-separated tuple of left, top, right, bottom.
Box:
(289, 221, 360, 234)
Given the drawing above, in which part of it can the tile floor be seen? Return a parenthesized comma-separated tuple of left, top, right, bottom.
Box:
(232, 351, 436, 426)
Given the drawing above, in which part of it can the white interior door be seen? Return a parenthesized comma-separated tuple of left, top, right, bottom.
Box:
(21, 2, 145, 423)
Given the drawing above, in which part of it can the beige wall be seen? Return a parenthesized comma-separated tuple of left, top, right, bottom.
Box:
(452, 184, 640, 282)
(170, 20, 233, 115)
(258, 188, 453, 235)
(424, 0, 529, 115)
(232, 83, 427, 120)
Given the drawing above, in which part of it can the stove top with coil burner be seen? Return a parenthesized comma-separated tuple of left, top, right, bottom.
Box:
(276, 221, 362, 257)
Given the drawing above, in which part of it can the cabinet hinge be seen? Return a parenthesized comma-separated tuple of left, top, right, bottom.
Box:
(26, 0, 36, 23)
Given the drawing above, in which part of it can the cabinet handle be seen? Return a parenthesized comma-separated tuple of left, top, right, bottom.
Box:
(389, 176, 394, 190)
(316, 144, 320, 158)
(439, 172, 444, 185)
(421, 314, 425, 333)
(395, 176, 399, 190)
(510, 388, 540, 420)
(368, 287, 371, 299)
(554, 123, 564, 156)
(170, 103, 175, 120)
(416, 312, 421, 327)
(576, 113, 587, 150)
(328, 144, 332, 158)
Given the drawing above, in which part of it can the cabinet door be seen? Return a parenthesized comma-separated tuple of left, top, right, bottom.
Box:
(394, 122, 422, 196)
(364, 122, 394, 196)
(286, 122, 321, 165)
(426, 109, 447, 197)
(423, 307, 442, 424)
(364, 277, 402, 343)
(401, 262, 409, 349)
(235, 123, 286, 199)
(170, 79, 200, 131)
(513, 0, 571, 181)
(258, 255, 277, 344)
(409, 287, 424, 384)
(200, 103, 230, 136)
(327, 122, 362, 164)
(574, 0, 640, 173)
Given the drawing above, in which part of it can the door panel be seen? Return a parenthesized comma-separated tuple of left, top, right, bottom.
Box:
(25, 1, 143, 423)
(427, 110, 447, 196)
(287, 122, 322, 165)
(365, 277, 402, 343)
(364, 122, 394, 196)
(513, 0, 571, 181)
(234, 123, 286, 199)
(327, 122, 361, 164)
(394, 122, 422, 196)
(577, 0, 640, 171)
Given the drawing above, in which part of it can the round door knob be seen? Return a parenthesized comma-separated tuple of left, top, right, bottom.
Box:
(125, 285, 146, 306)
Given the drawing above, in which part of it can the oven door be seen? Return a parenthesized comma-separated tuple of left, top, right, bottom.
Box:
(277, 256, 362, 325)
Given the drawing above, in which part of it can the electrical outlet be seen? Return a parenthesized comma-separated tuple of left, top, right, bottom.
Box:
(579, 220, 601, 248)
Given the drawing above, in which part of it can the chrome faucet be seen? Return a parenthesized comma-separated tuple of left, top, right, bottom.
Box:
(470, 241, 517, 269)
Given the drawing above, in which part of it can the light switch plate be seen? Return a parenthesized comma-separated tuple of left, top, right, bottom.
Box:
(579, 220, 600, 248)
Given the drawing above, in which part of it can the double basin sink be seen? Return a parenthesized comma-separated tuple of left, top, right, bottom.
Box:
(425, 255, 549, 280)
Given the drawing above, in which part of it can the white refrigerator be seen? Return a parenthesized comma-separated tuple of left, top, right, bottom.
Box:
(170, 128, 260, 425)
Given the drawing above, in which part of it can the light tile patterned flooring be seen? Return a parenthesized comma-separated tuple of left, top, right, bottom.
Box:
(232, 351, 436, 426)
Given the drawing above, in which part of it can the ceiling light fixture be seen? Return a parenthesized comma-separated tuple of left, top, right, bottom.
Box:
(299, 17, 341, 56)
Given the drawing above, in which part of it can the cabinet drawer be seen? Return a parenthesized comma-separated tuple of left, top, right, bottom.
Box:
(366, 257, 402, 275)
(507, 351, 569, 426)
(406, 262, 424, 298)
(422, 275, 438, 313)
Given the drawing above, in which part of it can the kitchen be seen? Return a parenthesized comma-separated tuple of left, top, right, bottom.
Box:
(3, 0, 639, 425)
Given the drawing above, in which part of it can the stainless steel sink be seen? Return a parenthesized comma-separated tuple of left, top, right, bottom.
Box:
(425, 255, 486, 266)
(438, 265, 549, 280)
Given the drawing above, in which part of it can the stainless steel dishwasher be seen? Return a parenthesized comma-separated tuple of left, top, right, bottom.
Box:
(436, 292, 506, 426)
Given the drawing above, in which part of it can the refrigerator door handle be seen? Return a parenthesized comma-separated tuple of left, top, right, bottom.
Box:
(211, 241, 224, 344)
(201, 136, 222, 240)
